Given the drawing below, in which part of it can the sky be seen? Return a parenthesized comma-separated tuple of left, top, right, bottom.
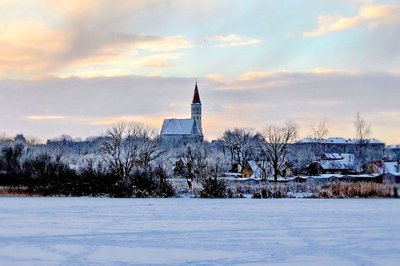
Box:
(0, 0, 399, 143)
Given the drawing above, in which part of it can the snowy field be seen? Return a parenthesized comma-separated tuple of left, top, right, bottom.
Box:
(0, 198, 399, 266)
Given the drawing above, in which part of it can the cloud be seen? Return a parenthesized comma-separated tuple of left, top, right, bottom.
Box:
(1, 71, 400, 143)
(303, 4, 400, 37)
(25, 115, 67, 121)
(0, 0, 196, 79)
(87, 115, 162, 130)
(0, 25, 192, 78)
(204, 34, 262, 47)
(0, 20, 71, 78)
(135, 53, 182, 68)
(238, 71, 288, 81)
(238, 69, 359, 81)
(134, 36, 193, 52)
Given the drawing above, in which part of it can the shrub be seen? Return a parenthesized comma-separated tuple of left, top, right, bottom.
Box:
(252, 184, 287, 198)
(200, 176, 227, 198)
(115, 168, 175, 198)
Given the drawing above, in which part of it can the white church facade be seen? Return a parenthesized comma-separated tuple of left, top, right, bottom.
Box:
(160, 82, 204, 146)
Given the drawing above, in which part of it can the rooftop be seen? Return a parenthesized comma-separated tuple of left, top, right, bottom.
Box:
(160, 118, 201, 136)
(297, 137, 384, 145)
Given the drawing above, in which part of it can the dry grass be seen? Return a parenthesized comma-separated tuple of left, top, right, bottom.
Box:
(2, 181, 399, 199)
(0, 186, 41, 197)
(227, 181, 399, 199)
(318, 182, 398, 198)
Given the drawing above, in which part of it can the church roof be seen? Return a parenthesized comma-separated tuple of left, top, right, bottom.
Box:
(192, 82, 201, 103)
(160, 118, 201, 136)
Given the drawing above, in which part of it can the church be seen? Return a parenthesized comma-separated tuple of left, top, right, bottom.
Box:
(160, 82, 204, 146)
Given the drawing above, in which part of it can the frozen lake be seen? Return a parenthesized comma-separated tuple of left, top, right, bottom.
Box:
(0, 198, 399, 265)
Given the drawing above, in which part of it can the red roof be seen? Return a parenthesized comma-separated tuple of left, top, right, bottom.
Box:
(192, 82, 201, 103)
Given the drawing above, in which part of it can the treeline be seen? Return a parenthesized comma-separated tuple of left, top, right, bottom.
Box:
(0, 113, 385, 198)
(0, 143, 174, 197)
(0, 123, 229, 197)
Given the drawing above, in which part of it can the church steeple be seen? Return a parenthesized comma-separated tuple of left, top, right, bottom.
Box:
(192, 81, 201, 103)
(191, 81, 202, 136)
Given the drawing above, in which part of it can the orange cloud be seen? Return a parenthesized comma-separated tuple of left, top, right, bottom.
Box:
(134, 36, 193, 52)
(303, 4, 400, 37)
(135, 53, 182, 68)
(87, 115, 162, 130)
(238, 71, 287, 81)
(25, 115, 67, 121)
(0, 21, 72, 78)
(0, 0, 193, 79)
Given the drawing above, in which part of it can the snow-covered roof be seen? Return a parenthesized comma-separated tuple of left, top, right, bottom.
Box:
(387, 145, 400, 150)
(371, 160, 400, 176)
(319, 153, 358, 170)
(160, 118, 200, 136)
(368, 139, 385, 144)
(321, 153, 344, 160)
(383, 161, 400, 176)
(297, 137, 384, 145)
(246, 160, 263, 179)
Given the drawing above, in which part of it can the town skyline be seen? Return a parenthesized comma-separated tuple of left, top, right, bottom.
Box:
(0, 0, 399, 143)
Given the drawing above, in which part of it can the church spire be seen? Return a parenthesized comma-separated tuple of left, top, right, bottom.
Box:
(192, 81, 201, 103)
(191, 81, 202, 136)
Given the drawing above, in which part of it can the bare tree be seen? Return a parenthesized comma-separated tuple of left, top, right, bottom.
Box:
(174, 143, 229, 180)
(20, 136, 42, 163)
(311, 120, 329, 141)
(310, 119, 329, 156)
(100, 123, 160, 181)
(174, 143, 209, 182)
(46, 135, 72, 163)
(134, 127, 162, 169)
(220, 128, 257, 172)
(258, 121, 298, 182)
(354, 112, 371, 165)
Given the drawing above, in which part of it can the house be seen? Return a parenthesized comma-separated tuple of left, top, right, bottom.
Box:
(386, 145, 400, 160)
(370, 160, 400, 184)
(242, 160, 264, 179)
(242, 160, 295, 180)
(160, 82, 203, 146)
(307, 153, 361, 175)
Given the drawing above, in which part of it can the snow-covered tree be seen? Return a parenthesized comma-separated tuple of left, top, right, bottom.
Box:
(220, 128, 258, 172)
(258, 121, 298, 182)
(100, 122, 161, 180)
(354, 112, 371, 165)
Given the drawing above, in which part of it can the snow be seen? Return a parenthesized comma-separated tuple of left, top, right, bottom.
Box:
(297, 137, 384, 145)
(160, 118, 197, 135)
(1, 198, 400, 265)
(319, 153, 358, 170)
(384, 161, 400, 176)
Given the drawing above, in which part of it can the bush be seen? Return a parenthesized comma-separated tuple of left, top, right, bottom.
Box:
(251, 184, 287, 198)
(77, 162, 119, 196)
(108, 167, 175, 198)
(200, 177, 227, 198)
(130, 169, 175, 198)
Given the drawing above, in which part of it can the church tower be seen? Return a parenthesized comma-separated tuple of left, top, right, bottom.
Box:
(191, 81, 202, 136)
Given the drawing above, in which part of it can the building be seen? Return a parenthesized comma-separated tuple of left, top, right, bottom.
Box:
(242, 160, 295, 179)
(293, 137, 385, 161)
(14, 134, 26, 146)
(307, 153, 361, 175)
(386, 145, 400, 160)
(160, 82, 203, 146)
(368, 160, 400, 184)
